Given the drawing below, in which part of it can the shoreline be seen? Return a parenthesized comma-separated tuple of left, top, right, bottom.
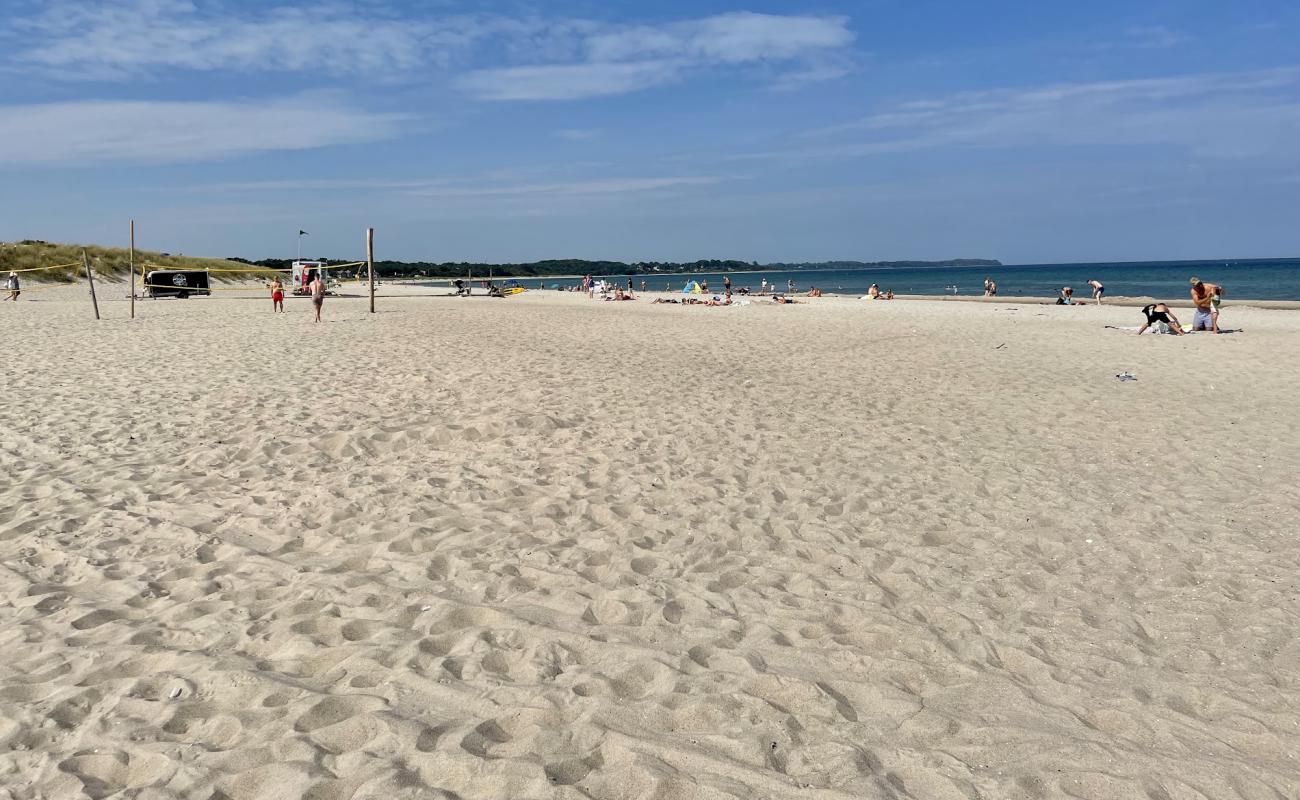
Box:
(14, 279, 1300, 310)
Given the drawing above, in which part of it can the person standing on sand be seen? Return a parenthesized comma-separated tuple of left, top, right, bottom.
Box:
(983, 277, 992, 295)
(1189, 277, 1220, 332)
(310, 273, 325, 323)
(641, 280, 647, 293)
(985, 279, 997, 297)
(723, 275, 731, 294)
(269, 276, 284, 313)
(1210, 284, 1225, 333)
(4, 271, 19, 301)
(1087, 279, 1105, 303)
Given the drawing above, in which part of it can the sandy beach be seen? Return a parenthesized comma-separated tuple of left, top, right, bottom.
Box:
(2, 287, 1298, 800)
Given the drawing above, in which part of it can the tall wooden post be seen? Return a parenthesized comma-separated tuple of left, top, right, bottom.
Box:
(367, 227, 375, 313)
(129, 220, 135, 319)
(83, 250, 101, 320)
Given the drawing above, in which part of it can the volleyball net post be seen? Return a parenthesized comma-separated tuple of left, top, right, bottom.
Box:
(367, 228, 375, 314)
(82, 249, 101, 320)
(129, 220, 136, 319)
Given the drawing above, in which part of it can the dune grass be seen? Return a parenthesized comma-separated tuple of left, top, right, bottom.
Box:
(1, 240, 276, 284)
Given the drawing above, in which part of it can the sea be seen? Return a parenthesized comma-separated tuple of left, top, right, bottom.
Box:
(433, 258, 1300, 300)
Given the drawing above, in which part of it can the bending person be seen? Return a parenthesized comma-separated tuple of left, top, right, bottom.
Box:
(1137, 303, 1186, 335)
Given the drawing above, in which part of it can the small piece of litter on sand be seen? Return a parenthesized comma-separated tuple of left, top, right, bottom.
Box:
(1115, 372, 1137, 381)
(169, 687, 183, 699)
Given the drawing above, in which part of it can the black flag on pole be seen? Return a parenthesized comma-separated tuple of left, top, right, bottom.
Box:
(298, 230, 308, 236)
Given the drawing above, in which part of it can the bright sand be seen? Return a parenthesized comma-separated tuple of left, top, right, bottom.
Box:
(2, 286, 1298, 799)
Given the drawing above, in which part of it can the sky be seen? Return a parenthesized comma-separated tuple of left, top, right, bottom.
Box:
(1, 0, 1298, 264)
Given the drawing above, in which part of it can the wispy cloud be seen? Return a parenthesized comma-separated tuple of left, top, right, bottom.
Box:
(0, 93, 406, 165)
(1118, 25, 1188, 49)
(751, 67, 1300, 161)
(769, 61, 854, 92)
(6, 2, 855, 98)
(457, 61, 683, 101)
(197, 175, 728, 198)
(459, 12, 854, 100)
(583, 12, 852, 63)
(555, 129, 602, 141)
(404, 176, 726, 198)
(6, 0, 490, 79)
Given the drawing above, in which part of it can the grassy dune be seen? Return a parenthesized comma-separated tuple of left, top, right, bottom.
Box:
(1, 240, 273, 283)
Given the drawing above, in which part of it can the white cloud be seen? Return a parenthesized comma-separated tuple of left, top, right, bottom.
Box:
(0, 94, 407, 165)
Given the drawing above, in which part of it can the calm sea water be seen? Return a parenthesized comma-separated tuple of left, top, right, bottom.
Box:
(440, 259, 1300, 300)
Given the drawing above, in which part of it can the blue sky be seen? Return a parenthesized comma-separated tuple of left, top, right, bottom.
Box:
(1, 0, 1298, 264)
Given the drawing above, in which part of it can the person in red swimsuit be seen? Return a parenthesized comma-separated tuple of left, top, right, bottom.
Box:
(269, 277, 284, 312)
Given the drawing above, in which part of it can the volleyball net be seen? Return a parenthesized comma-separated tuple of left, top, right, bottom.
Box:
(2, 261, 83, 293)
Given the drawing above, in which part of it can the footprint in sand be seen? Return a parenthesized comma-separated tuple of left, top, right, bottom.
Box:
(292, 695, 388, 733)
(58, 750, 175, 799)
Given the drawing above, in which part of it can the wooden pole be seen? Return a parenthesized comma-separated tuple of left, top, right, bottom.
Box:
(129, 220, 135, 319)
(367, 227, 375, 314)
(83, 249, 101, 320)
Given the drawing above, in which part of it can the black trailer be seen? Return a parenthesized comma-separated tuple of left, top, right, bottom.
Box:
(145, 269, 211, 299)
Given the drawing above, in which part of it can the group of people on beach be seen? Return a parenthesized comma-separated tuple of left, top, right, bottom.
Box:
(574, 271, 1232, 332)
(1053, 279, 1106, 305)
(1041, 274, 1224, 333)
(980, 272, 1232, 334)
